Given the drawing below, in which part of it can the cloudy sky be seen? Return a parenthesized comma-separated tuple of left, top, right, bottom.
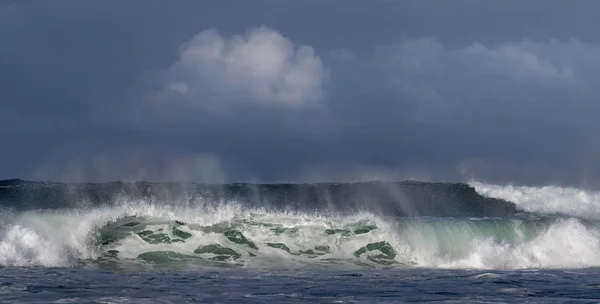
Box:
(2, 0, 600, 186)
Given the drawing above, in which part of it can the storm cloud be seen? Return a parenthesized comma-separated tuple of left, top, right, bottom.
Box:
(1, 1, 600, 187)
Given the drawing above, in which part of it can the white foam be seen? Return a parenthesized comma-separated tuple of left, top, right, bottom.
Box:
(433, 218, 600, 269)
(0, 199, 248, 267)
(470, 181, 600, 219)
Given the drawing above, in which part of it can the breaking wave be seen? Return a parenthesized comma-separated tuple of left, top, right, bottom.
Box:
(0, 179, 599, 270)
(470, 181, 600, 219)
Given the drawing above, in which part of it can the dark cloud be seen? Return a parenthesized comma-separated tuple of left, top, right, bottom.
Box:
(2, 1, 600, 186)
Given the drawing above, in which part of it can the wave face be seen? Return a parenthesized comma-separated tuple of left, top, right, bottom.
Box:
(0, 179, 599, 270)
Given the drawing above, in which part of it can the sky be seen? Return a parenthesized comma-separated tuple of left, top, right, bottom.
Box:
(2, 0, 600, 186)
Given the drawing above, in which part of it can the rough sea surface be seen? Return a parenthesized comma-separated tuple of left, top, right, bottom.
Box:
(1, 179, 600, 303)
(3, 268, 600, 303)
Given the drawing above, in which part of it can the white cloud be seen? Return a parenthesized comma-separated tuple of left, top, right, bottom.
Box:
(164, 26, 327, 109)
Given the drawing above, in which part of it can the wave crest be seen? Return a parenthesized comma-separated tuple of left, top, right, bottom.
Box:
(470, 181, 600, 219)
(1, 201, 599, 270)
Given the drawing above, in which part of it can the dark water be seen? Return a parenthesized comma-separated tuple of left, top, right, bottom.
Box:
(0, 179, 517, 217)
(1, 179, 600, 302)
(2, 268, 600, 303)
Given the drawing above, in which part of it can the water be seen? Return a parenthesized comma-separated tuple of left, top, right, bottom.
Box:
(3, 268, 600, 303)
(1, 179, 600, 303)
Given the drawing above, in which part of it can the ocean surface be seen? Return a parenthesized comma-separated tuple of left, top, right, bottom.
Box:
(1, 179, 600, 303)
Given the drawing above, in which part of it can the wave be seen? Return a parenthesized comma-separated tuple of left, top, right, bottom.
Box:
(1, 202, 600, 270)
(95, 212, 600, 270)
(1, 179, 599, 270)
(0, 179, 518, 217)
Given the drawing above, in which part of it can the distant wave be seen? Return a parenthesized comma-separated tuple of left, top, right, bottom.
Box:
(0, 179, 599, 270)
(0, 179, 517, 217)
(470, 181, 600, 219)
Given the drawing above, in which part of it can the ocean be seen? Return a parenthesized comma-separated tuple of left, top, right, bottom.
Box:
(1, 179, 599, 303)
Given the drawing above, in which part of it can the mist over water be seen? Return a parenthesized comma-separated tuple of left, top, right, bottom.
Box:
(0, 179, 599, 270)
